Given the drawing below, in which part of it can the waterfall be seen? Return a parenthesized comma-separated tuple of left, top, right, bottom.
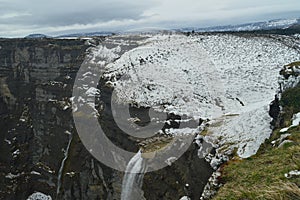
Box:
(121, 151, 147, 200)
(56, 132, 73, 196)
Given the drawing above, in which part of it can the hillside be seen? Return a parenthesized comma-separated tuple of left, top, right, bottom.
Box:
(213, 76, 300, 200)
(0, 32, 299, 200)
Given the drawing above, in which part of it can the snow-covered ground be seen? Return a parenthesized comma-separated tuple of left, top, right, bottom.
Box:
(280, 112, 300, 133)
(104, 34, 224, 119)
(198, 34, 299, 157)
(93, 33, 299, 158)
(267, 19, 298, 28)
(27, 192, 52, 200)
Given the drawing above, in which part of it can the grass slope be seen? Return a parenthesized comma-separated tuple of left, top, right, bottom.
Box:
(214, 84, 300, 200)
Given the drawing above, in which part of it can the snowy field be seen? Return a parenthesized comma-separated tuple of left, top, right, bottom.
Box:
(92, 33, 299, 158)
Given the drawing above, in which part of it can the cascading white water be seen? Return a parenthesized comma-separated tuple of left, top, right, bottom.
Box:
(121, 151, 147, 200)
(56, 132, 73, 196)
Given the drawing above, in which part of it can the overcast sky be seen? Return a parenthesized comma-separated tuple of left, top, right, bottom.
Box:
(0, 0, 299, 37)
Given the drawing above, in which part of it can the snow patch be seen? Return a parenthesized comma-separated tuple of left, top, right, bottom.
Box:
(285, 170, 300, 178)
(27, 192, 52, 200)
(279, 112, 300, 132)
(85, 87, 100, 97)
(30, 171, 41, 176)
(165, 157, 177, 166)
(292, 112, 300, 127)
(179, 196, 191, 200)
(5, 172, 22, 179)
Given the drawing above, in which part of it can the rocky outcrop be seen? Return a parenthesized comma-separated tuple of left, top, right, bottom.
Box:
(269, 94, 280, 127)
(143, 143, 213, 200)
(270, 61, 300, 129)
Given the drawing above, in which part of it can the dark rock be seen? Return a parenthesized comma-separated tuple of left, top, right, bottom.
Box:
(269, 94, 280, 127)
(143, 143, 213, 200)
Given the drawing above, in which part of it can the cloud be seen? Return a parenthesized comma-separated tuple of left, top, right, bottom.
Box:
(0, 0, 154, 25)
(0, 0, 299, 37)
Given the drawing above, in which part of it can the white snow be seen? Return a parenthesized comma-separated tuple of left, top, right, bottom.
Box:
(5, 172, 22, 179)
(89, 45, 120, 64)
(279, 112, 300, 132)
(165, 157, 177, 166)
(267, 19, 298, 28)
(27, 192, 52, 200)
(85, 87, 100, 97)
(195, 34, 298, 157)
(285, 170, 300, 178)
(92, 33, 299, 158)
(179, 196, 191, 200)
(66, 172, 76, 177)
(278, 140, 293, 148)
(63, 105, 70, 110)
(65, 130, 72, 135)
(12, 149, 20, 157)
(291, 112, 300, 127)
(105, 34, 223, 119)
(280, 127, 290, 133)
(30, 171, 41, 176)
(4, 139, 11, 145)
(277, 134, 291, 144)
(164, 127, 200, 137)
(82, 71, 93, 77)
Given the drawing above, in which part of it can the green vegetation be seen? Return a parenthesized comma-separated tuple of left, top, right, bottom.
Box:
(280, 84, 300, 127)
(140, 136, 174, 154)
(213, 84, 300, 200)
(214, 127, 300, 200)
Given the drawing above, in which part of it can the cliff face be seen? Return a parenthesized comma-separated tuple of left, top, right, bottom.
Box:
(0, 38, 213, 200)
(0, 38, 112, 199)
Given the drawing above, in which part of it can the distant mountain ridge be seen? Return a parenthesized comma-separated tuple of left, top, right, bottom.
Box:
(24, 18, 300, 38)
(24, 32, 113, 39)
(25, 34, 50, 38)
(179, 18, 300, 32)
(57, 31, 114, 38)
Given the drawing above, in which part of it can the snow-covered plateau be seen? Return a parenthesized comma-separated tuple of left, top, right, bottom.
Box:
(90, 33, 299, 159)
